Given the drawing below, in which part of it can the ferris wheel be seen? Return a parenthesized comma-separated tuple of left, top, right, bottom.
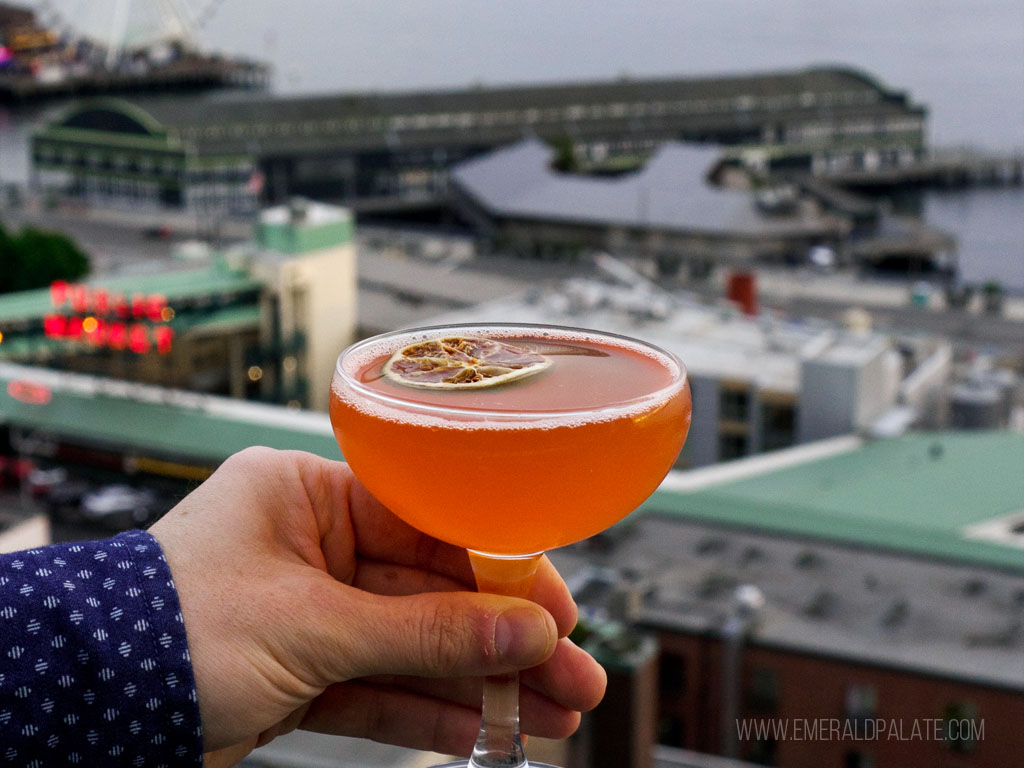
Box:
(30, 0, 226, 65)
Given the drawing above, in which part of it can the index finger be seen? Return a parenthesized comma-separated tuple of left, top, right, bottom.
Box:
(346, 469, 476, 585)
(344, 467, 577, 636)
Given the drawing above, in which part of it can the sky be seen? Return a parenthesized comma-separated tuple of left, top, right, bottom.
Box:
(188, 0, 1024, 151)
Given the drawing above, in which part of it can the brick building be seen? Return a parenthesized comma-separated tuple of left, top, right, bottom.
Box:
(555, 431, 1024, 768)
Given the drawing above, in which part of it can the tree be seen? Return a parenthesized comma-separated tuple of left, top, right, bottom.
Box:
(0, 222, 91, 294)
(549, 135, 580, 173)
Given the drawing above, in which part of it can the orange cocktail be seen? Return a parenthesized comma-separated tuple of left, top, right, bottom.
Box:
(330, 324, 691, 555)
(331, 323, 690, 768)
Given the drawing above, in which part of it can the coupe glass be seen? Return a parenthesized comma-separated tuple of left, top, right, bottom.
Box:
(330, 323, 691, 768)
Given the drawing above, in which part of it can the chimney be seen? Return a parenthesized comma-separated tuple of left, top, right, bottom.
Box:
(727, 271, 758, 316)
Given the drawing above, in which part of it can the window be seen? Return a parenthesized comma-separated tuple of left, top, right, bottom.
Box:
(719, 433, 747, 461)
(844, 751, 874, 768)
(746, 737, 777, 766)
(657, 715, 685, 747)
(845, 684, 877, 723)
(720, 387, 750, 422)
(761, 400, 795, 451)
(943, 701, 980, 754)
(659, 652, 687, 697)
(747, 667, 779, 713)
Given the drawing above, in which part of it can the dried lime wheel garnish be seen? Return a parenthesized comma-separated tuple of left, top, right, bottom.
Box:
(383, 336, 551, 389)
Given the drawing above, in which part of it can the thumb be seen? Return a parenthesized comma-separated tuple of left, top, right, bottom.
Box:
(320, 588, 559, 681)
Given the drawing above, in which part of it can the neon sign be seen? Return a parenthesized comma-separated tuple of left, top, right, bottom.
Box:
(46, 281, 175, 355)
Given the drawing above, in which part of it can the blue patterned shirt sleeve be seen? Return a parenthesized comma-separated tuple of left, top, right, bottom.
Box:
(0, 530, 203, 767)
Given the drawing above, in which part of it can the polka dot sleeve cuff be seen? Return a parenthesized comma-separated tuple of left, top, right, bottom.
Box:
(0, 530, 203, 767)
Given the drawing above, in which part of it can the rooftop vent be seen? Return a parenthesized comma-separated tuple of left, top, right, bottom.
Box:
(696, 537, 728, 556)
(739, 546, 764, 566)
(961, 578, 987, 598)
(794, 549, 823, 570)
(881, 599, 909, 628)
(575, 520, 635, 555)
(804, 590, 838, 619)
(697, 573, 737, 600)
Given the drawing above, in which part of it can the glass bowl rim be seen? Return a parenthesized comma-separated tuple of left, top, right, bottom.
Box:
(333, 322, 688, 420)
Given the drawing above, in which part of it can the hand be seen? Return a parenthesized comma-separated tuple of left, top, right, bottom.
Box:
(149, 447, 606, 766)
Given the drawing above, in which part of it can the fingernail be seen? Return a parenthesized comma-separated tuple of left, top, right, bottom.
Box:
(494, 607, 551, 666)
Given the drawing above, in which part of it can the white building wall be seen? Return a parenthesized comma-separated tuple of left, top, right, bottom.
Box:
(796, 338, 893, 442)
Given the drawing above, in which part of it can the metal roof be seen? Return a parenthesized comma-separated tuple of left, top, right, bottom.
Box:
(0, 363, 338, 464)
(649, 431, 1024, 573)
(0, 265, 261, 325)
(116, 66, 911, 129)
(451, 139, 839, 238)
(554, 509, 1024, 691)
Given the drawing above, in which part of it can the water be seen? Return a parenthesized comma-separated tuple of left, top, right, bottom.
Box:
(924, 188, 1024, 291)
(2, 0, 1022, 288)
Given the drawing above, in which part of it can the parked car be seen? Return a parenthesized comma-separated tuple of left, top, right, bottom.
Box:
(143, 224, 173, 240)
(26, 466, 69, 498)
(81, 485, 157, 530)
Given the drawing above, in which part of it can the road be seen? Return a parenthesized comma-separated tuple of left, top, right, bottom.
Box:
(727, 267, 1024, 360)
(1, 204, 204, 275)
(780, 296, 1024, 358)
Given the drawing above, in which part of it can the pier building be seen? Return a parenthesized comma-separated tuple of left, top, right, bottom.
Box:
(29, 66, 927, 209)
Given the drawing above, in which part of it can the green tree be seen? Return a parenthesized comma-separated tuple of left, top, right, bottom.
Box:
(549, 135, 580, 173)
(0, 222, 90, 294)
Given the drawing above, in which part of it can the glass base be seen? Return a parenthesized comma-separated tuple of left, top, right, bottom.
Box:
(432, 763, 560, 768)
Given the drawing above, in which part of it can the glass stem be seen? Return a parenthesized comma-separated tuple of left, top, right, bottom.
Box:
(467, 551, 543, 768)
(470, 671, 526, 768)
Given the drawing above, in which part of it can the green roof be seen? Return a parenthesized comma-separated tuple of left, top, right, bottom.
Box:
(645, 431, 1024, 573)
(0, 266, 261, 324)
(180, 304, 261, 335)
(0, 365, 340, 464)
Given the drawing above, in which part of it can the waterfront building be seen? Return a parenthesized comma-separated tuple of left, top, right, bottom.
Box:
(29, 66, 927, 208)
(0, 200, 356, 411)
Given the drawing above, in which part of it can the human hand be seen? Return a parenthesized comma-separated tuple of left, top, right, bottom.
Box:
(148, 447, 606, 766)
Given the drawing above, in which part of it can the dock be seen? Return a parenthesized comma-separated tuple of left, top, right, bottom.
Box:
(0, 55, 269, 103)
(818, 150, 1024, 190)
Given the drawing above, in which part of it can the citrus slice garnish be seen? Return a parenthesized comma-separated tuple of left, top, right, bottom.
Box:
(383, 336, 552, 389)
